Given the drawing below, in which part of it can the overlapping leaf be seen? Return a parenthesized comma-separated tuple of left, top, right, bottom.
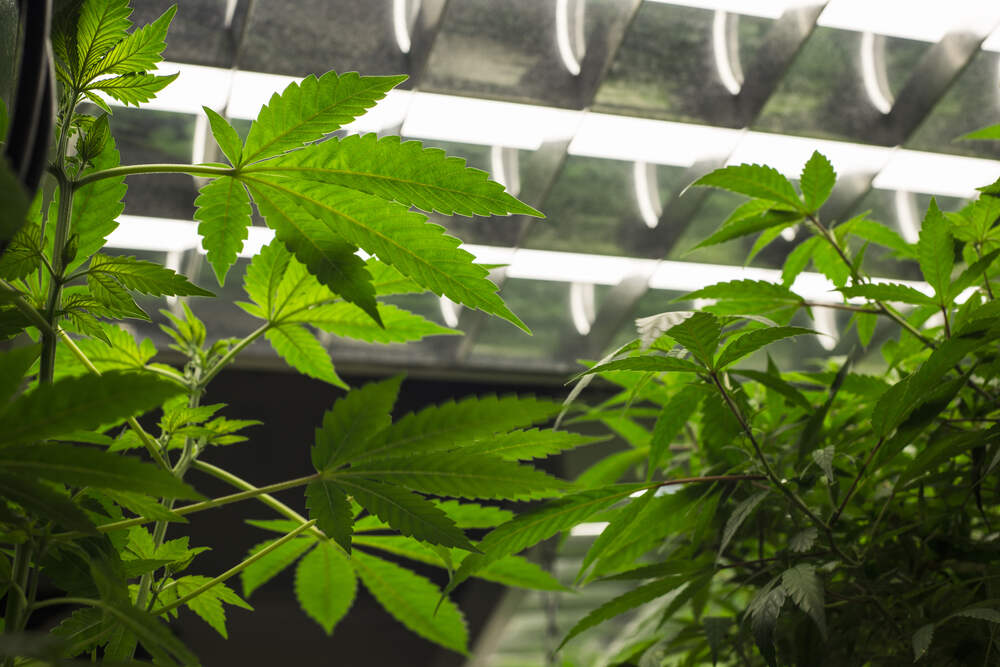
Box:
(194, 176, 252, 285)
(295, 539, 356, 635)
(265, 324, 345, 388)
(312, 375, 402, 471)
(92, 5, 174, 77)
(242, 71, 408, 165)
(694, 164, 805, 212)
(305, 480, 353, 553)
(243, 177, 526, 330)
(259, 134, 541, 217)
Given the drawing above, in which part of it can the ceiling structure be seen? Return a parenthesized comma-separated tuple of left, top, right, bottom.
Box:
(107, 0, 1000, 385)
(86, 2, 1000, 664)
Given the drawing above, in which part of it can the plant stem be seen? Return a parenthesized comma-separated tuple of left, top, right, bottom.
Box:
(58, 329, 170, 470)
(829, 437, 885, 526)
(802, 301, 881, 314)
(74, 163, 236, 188)
(191, 460, 328, 539)
(40, 173, 73, 383)
(151, 519, 317, 616)
(0, 280, 56, 335)
(198, 323, 269, 389)
(54, 472, 322, 538)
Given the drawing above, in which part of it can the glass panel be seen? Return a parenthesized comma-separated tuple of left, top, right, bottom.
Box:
(131, 0, 233, 68)
(241, 1, 406, 78)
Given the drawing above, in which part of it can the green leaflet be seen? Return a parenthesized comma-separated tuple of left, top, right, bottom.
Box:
(665, 312, 720, 367)
(367, 258, 424, 296)
(99, 601, 198, 667)
(242, 71, 408, 165)
(714, 326, 816, 370)
(682, 279, 804, 312)
(173, 576, 252, 639)
(559, 576, 687, 649)
(912, 623, 935, 661)
(782, 236, 819, 286)
(265, 324, 346, 388)
(68, 135, 126, 269)
(839, 283, 935, 306)
(749, 584, 786, 667)
(717, 491, 768, 561)
(305, 480, 353, 553)
(0, 370, 183, 448)
(917, 199, 954, 302)
(649, 384, 703, 476)
(295, 539, 356, 635)
(733, 369, 811, 410)
(434, 501, 513, 529)
(194, 176, 252, 285)
(92, 4, 174, 77)
(87, 254, 213, 297)
(312, 375, 402, 471)
(694, 163, 805, 212)
(694, 206, 803, 249)
(580, 355, 703, 376)
(351, 550, 469, 655)
(0, 473, 96, 533)
(0, 221, 43, 280)
(799, 151, 836, 213)
(290, 302, 459, 344)
(355, 394, 560, 462)
(241, 537, 315, 598)
(0, 444, 200, 498)
(578, 488, 656, 581)
(0, 344, 40, 405)
(462, 428, 604, 461)
(352, 535, 566, 591)
(243, 241, 293, 319)
(88, 72, 178, 106)
(54, 324, 155, 378)
(246, 183, 379, 323)
(243, 177, 527, 331)
(203, 107, 243, 167)
(337, 452, 566, 500)
(74, 0, 133, 81)
(259, 133, 541, 217)
(841, 216, 916, 259)
(780, 564, 826, 639)
(334, 477, 476, 551)
(446, 484, 644, 594)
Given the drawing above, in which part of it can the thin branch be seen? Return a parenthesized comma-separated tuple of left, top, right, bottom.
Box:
(151, 519, 317, 616)
(197, 323, 270, 389)
(74, 163, 236, 188)
(829, 437, 885, 526)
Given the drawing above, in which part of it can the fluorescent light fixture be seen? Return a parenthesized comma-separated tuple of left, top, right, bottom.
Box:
(144, 63, 232, 114)
(570, 113, 741, 166)
(813, 306, 838, 350)
(191, 113, 208, 165)
(643, 0, 799, 20)
(556, 0, 583, 75)
(873, 149, 1000, 199)
(227, 70, 297, 119)
(727, 132, 890, 178)
(985, 26, 1000, 52)
(633, 161, 662, 228)
(106, 216, 276, 257)
(403, 93, 578, 150)
(569, 282, 596, 335)
(894, 190, 921, 244)
(860, 32, 893, 114)
(817, 0, 1000, 43)
(439, 297, 461, 328)
(490, 146, 521, 196)
(393, 0, 413, 54)
(223, 0, 238, 28)
(570, 522, 608, 537)
(712, 11, 743, 95)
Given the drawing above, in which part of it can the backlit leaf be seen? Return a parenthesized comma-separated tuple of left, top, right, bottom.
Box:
(464, 428, 603, 461)
(242, 71, 408, 165)
(800, 151, 836, 213)
(839, 283, 935, 306)
(292, 302, 458, 344)
(194, 176, 252, 285)
(312, 375, 402, 470)
(93, 5, 174, 77)
(89, 72, 178, 106)
(203, 107, 243, 167)
(261, 133, 541, 217)
(351, 550, 468, 655)
(715, 326, 816, 370)
(695, 164, 805, 212)
(917, 199, 954, 300)
(295, 539, 356, 635)
(305, 480, 353, 553)
(265, 324, 345, 388)
(76, 0, 132, 81)
(87, 254, 213, 297)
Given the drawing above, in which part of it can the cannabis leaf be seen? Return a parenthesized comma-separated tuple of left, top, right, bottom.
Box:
(194, 177, 252, 285)
(295, 539, 356, 635)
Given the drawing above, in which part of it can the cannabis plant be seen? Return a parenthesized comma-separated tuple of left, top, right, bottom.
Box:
(0, 1, 591, 663)
(446, 153, 1000, 665)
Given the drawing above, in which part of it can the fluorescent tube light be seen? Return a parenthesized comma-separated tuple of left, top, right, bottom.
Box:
(817, 0, 1000, 43)
(712, 10, 743, 95)
(570, 522, 609, 537)
(643, 1, 799, 20)
(143, 63, 232, 114)
(728, 132, 891, 178)
(873, 149, 1000, 199)
(570, 113, 741, 166)
(556, 0, 583, 75)
(403, 93, 579, 150)
(393, 0, 414, 54)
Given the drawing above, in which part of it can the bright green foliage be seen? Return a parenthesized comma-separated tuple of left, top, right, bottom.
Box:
(539, 150, 1000, 665)
(262, 133, 541, 217)
(0, 0, 561, 661)
(241, 71, 408, 165)
(351, 550, 468, 655)
(294, 540, 355, 635)
(194, 176, 253, 285)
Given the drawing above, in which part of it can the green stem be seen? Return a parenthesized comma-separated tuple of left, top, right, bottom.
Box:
(802, 301, 881, 314)
(191, 460, 327, 539)
(74, 163, 236, 188)
(54, 472, 321, 539)
(198, 323, 270, 389)
(829, 437, 885, 526)
(40, 174, 73, 383)
(58, 329, 170, 470)
(152, 519, 317, 616)
(0, 280, 56, 335)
